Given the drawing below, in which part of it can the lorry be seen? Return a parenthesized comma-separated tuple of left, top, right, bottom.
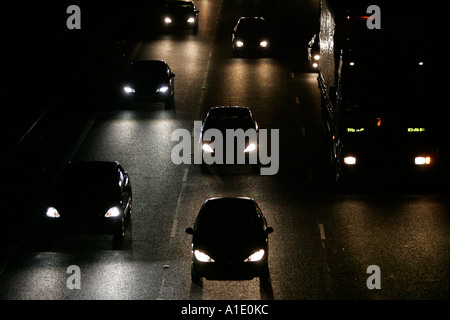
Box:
(317, 0, 445, 183)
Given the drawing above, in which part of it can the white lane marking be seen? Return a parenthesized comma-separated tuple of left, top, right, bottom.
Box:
(170, 183, 187, 238)
(318, 223, 326, 241)
(295, 97, 300, 104)
(182, 167, 189, 182)
(291, 72, 295, 79)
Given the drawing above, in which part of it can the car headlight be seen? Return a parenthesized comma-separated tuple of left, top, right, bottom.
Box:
(46, 207, 60, 218)
(187, 17, 195, 23)
(313, 54, 321, 61)
(259, 40, 268, 47)
(244, 249, 265, 262)
(105, 206, 121, 218)
(202, 143, 214, 153)
(244, 143, 256, 152)
(164, 17, 172, 23)
(415, 156, 431, 165)
(156, 86, 169, 93)
(343, 156, 357, 165)
(194, 250, 215, 262)
(123, 86, 135, 94)
(236, 40, 244, 47)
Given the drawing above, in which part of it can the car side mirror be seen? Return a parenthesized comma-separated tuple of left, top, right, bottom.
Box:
(170, 72, 176, 78)
(265, 227, 274, 234)
(185, 227, 195, 235)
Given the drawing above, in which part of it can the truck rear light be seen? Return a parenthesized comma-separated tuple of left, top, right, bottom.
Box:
(414, 156, 431, 165)
(344, 156, 357, 165)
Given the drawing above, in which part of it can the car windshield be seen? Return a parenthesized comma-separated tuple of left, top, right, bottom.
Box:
(196, 199, 262, 237)
(129, 62, 167, 80)
(56, 164, 120, 200)
(237, 19, 268, 35)
(204, 109, 254, 131)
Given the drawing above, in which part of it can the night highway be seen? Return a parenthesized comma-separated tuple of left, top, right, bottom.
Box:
(1, 0, 449, 313)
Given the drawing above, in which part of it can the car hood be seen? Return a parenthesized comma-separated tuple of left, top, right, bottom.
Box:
(167, 9, 194, 19)
(125, 78, 168, 90)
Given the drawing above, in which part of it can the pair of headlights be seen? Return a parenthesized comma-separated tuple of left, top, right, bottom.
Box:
(123, 86, 169, 94)
(46, 206, 122, 218)
(235, 40, 269, 48)
(194, 249, 264, 263)
(164, 17, 196, 24)
(201, 143, 256, 153)
(342, 155, 433, 166)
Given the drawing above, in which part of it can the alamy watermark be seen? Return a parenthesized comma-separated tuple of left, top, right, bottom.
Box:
(66, 265, 81, 289)
(66, 5, 81, 30)
(171, 121, 280, 175)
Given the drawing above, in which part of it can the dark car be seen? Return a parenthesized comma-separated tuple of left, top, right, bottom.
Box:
(122, 60, 175, 108)
(44, 161, 132, 247)
(163, 1, 199, 34)
(307, 34, 320, 71)
(199, 106, 259, 172)
(185, 197, 273, 284)
(232, 17, 272, 57)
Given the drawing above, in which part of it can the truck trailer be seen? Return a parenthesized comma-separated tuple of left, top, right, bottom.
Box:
(317, 0, 445, 183)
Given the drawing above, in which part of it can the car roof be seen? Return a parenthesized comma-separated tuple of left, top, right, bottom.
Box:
(206, 106, 252, 117)
(202, 197, 256, 211)
(131, 60, 168, 68)
(196, 197, 261, 230)
(59, 161, 121, 183)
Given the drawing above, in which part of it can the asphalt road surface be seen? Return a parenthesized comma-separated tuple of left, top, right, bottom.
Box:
(1, 0, 449, 305)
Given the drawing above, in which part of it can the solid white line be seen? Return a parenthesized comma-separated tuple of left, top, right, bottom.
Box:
(170, 183, 186, 238)
(295, 97, 300, 104)
(182, 167, 189, 182)
(291, 72, 295, 79)
(318, 223, 326, 240)
(157, 278, 166, 300)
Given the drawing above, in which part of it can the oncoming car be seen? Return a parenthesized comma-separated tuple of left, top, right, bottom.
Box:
(163, 1, 199, 34)
(185, 197, 273, 284)
(199, 106, 260, 172)
(232, 17, 272, 57)
(122, 60, 176, 109)
(307, 34, 320, 71)
(44, 161, 132, 248)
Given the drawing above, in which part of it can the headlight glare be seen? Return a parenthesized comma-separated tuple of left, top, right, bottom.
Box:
(344, 156, 357, 165)
(187, 17, 195, 23)
(259, 40, 268, 47)
(415, 156, 431, 165)
(202, 143, 214, 153)
(236, 40, 244, 47)
(194, 250, 214, 262)
(105, 206, 121, 218)
(244, 249, 265, 262)
(156, 86, 169, 93)
(46, 207, 60, 218)
(244, 143, 256, 152)
(123, 86, 135, 94)
(164, 17, 172, 23)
